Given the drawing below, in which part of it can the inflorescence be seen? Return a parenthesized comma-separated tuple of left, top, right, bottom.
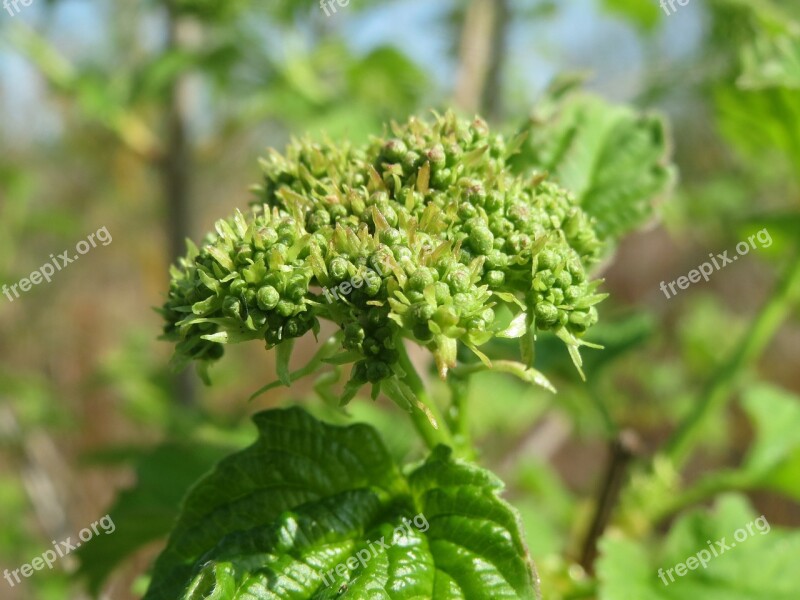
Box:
(161, 112, 605, 392)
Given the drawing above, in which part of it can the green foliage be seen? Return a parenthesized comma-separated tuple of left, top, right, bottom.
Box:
(601, 0, 662, 31)
(715, 86, 800, 172)
(143, 408, 538, 599)
(678, 384, 800, 507)
(738, 385, 800, 500)
(243, 42, 432, 140)
(512, 92, 674, 242)
(715, 14, 800, 174)
(10, 2, 799, 599)
(739, 33, 800, 89)
(598, 494, 800, 599)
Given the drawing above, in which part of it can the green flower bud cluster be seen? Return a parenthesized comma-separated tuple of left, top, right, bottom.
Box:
(161, 207, 319, 366)
(163, 111, 605, 384)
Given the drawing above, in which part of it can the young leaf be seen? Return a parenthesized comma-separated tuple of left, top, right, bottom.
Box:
(511, 93, 674, 242)
(142, 408, 539, 600)
(598, 494, 800, 600)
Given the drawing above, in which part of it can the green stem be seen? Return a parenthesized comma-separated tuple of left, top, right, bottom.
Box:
(651, 471, 751, 523)
(588, 383, 617, 439)
(395, 340, 456, 452)
(665, 253, 800, 466)
(447, 375, 475, 459)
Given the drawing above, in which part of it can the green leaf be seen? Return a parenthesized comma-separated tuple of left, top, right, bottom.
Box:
(597, 494, 800, 600)
(347, 47, 430, 117)
(740, 33, 800, 90)
(512, 93, 674, 241)
(715, 85, 800, 173)
(602, 0, 662, 31)
(736, 384, 800, 501)
(143, 408, 539, 600)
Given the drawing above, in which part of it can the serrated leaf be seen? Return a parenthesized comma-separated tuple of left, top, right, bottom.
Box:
(715, 84, 800, 172)
(597, 494, 800, 600)
(512, 93, 674, 241)
(143, 408, 539, 600)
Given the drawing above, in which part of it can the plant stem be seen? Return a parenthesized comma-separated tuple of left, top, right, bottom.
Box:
(588, 383, 617, 439)
(448, 375, 475, 460)
(395, 341, 456, 452)
(579, 430, 641, 574)
(665, 253, 800, 466)
(651, 471, 751, 523)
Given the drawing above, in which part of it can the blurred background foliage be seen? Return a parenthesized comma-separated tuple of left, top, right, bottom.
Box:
(0, 0, 799, 598)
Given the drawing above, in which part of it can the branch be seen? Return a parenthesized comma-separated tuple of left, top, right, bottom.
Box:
(579, 429, 642, 574)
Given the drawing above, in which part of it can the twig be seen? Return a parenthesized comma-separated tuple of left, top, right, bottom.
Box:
(579, 429, 642, 574)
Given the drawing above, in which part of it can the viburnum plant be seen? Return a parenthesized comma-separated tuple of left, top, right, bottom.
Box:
(147, 107, 670, 599)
